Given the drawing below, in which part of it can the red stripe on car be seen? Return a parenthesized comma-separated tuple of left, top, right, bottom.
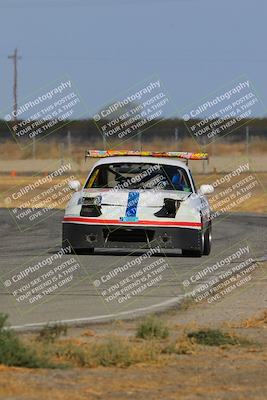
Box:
(63, 217, 202, 228)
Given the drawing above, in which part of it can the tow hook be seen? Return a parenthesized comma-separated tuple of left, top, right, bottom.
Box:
(86, 233, 97, 243)
(161, 232, 171, 244)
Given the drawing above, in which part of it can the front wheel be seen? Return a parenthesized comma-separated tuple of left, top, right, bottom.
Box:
(181, 249, 202, 257)
(203, 224, 212, 255)
(181, 224, 212, 257)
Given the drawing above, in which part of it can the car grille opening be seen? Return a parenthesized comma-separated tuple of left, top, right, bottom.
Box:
(103, 228, 155, 243)
(80, 205, 101, 217)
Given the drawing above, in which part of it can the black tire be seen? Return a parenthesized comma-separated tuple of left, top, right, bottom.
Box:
(203, 224, 212, 256)
(181, 249, 202, 257)
(181, 227, 205, 257)
(71, 248, 94, 255)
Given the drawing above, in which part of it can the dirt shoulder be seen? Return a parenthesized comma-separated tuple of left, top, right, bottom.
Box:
(1, 347, 267, 400)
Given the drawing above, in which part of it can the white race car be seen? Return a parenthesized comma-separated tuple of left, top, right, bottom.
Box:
(62, 150, 214, 256)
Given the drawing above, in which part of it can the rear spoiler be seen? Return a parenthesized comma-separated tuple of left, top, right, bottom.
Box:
(85, 150, 208, 161)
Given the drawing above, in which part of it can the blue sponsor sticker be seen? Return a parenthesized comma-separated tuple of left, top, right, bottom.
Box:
(119, 216, 139, 222)
(119, 191, 140, 221)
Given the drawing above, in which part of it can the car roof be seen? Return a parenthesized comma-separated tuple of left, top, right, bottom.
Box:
(91, 156, 190, 170)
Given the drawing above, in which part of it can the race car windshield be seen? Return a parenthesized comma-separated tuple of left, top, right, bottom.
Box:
(85, 163, 193, 192)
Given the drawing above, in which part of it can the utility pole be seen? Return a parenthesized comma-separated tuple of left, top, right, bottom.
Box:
(8, 48, 21, 121)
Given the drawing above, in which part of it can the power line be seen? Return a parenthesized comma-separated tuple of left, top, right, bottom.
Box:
(8, 48, 22, 121)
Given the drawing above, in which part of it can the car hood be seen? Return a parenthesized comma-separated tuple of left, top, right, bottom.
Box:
(81, 188, 192, 206)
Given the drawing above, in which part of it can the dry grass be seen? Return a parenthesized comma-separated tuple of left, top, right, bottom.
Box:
(230, 311, 267, 329)
(32, 335, 176, 368)
(5, 317, 252, 370)
(1, 137, 267, 162)
(162, 335, 197, 355)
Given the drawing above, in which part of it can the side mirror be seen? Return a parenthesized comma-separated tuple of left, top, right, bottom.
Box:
(69, 180, 81, 192)
(199, 184, 214, 195)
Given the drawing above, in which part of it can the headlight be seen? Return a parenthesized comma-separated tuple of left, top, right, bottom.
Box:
(78, 195, 102, 206)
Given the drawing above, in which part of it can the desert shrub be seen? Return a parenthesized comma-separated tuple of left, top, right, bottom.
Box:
(136, 316, 169, 340)
(187, 328, 250, 346)
(0, 313, 53, 368)
(36, 323, 68, 343)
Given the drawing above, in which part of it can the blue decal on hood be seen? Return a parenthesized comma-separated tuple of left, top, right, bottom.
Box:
(125, 191, 140, 218)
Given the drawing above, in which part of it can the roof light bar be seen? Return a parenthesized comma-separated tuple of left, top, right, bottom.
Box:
(85, 150, 208, 160)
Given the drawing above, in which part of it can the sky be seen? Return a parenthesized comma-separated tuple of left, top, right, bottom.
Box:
(0, 0, 267, 118)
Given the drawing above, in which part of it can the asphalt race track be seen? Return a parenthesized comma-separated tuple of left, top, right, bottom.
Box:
(0, 208, 266, 329)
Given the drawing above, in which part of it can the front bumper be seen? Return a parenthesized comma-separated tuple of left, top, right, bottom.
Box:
(62, 222, 203, 251)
